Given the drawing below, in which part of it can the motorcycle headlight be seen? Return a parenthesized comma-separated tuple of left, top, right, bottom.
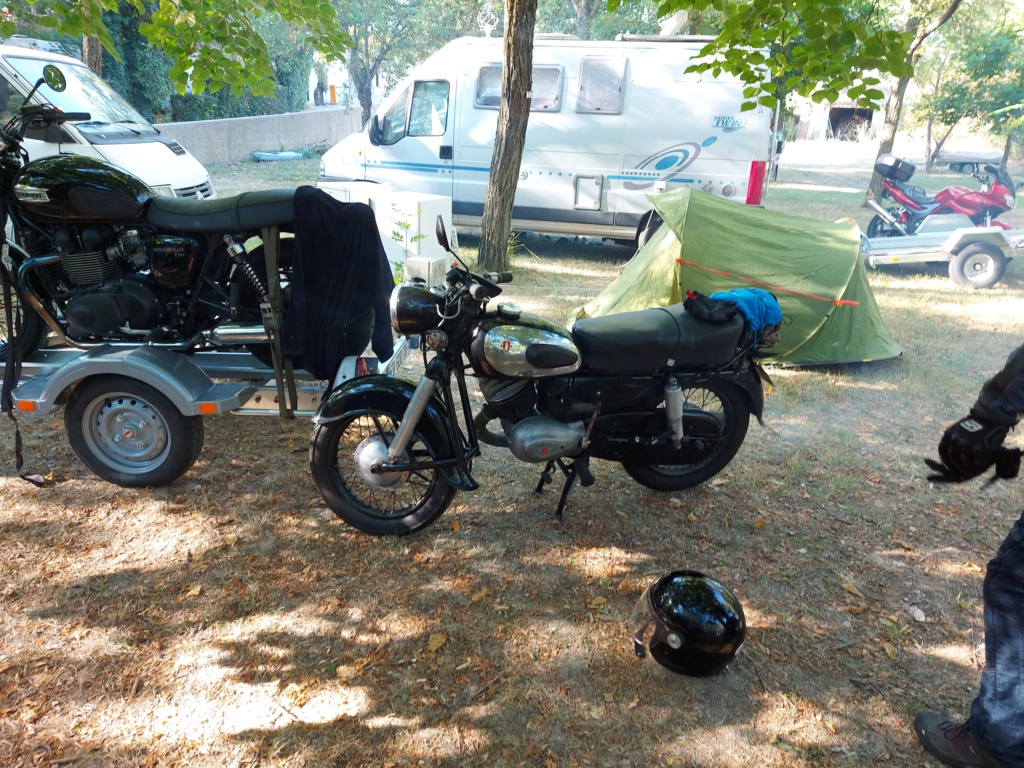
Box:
(390, 283, 443, 335)
(1006, 193, 1015, 209)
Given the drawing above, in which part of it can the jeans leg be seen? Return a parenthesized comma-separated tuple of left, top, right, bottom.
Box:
(970, 507, 1024, 766)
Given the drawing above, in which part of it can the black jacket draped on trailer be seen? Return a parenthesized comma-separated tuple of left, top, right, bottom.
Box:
(283, 187, 395, 381)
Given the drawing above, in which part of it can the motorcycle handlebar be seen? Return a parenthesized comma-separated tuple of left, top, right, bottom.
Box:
(481, 271, 513, 284)
(57, 112, 91, 123)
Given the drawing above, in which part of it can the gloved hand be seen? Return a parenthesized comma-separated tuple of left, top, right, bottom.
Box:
(925, 412, 1013, 483)
(684, 290, 738, 323)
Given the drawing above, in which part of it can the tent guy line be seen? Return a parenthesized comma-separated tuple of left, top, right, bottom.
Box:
(675, 258, 860, 306)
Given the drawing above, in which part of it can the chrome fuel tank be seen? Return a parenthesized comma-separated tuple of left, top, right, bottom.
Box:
(470, 305, 581, 379)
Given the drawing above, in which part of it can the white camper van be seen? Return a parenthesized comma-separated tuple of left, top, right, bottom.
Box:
(318, 35, 777, 243)
(0, 41, 213, 198)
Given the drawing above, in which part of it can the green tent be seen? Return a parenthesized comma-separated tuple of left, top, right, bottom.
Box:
(581, 188, 902, 365)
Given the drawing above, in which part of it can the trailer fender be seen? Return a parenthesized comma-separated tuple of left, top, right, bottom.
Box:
(12, 345, 253, 416)
(313, 375, 456, 462)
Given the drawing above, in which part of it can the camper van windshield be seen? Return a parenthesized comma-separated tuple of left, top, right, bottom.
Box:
(4, 55, 155, 135)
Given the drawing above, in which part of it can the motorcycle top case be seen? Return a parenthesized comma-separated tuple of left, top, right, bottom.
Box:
(15, 154, 154, 223)
(874, 154, 916, 182)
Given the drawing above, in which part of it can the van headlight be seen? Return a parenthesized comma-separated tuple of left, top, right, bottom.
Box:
(150, 185, 175, 197)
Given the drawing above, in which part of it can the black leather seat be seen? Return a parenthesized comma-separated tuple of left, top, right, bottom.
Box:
(146, 189, 296, 232)
(572, 304, 745, 375)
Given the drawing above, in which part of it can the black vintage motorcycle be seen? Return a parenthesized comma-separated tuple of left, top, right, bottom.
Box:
(0, 65, 293, 365)
(309, 218, 779, 536)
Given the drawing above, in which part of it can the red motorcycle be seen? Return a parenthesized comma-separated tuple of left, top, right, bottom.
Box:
(867, 154, 1023, 237)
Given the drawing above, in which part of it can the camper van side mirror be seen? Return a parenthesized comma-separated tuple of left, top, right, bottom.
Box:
(435, 215, 451, 252)
(369, 115, 381, 146)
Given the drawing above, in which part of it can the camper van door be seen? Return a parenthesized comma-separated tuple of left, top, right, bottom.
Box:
(369, 78, 455, 201)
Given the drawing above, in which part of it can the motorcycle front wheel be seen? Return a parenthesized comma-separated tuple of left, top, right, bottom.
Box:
(64, 375, 204, 487)
(309, 408, 456, 536)
(621, 380, 750, 491)
(0, 269, 49, 359)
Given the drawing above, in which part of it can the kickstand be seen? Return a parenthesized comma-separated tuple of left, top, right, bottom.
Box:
(535, 457, 595, 520)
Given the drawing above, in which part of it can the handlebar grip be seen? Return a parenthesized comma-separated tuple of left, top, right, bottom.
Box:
(57, 112, 91, 123)
(483, 271, 514, 284)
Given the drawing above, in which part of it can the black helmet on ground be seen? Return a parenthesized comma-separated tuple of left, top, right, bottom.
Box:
(629, 570, 746, 677)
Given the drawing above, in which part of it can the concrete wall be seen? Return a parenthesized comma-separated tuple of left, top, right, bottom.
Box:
(156, 106, 363, 166)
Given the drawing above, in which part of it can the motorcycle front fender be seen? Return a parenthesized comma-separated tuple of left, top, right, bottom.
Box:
(313, 373, 457, 465)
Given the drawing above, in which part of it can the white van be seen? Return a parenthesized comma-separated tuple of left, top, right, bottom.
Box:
(0, 41, 214, 198)
(318, 35, 777, 243)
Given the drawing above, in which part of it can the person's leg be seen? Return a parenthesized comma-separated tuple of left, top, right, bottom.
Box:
(969, 508, 1024, 766)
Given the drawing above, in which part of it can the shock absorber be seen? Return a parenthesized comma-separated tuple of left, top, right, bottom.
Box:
(665, 376, 684, 446)
(224, 234, 267, 301)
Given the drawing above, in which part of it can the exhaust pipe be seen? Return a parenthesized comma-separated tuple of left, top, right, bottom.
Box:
(865, 199, 910, 236)
(206, 324, 269, 346)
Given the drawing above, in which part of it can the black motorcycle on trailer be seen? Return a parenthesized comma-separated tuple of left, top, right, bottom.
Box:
(0, 64, 294, 369)
(308, 218, 780, 536)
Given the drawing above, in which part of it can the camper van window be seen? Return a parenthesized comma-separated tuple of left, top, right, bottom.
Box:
(0, 72, 24, 121)
(408, 80, 449, 137)
(577, 56, 626, 114)
(379, 84, 410, 145)
(475, 65, 562, 111)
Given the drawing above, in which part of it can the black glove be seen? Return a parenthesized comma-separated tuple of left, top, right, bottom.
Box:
(684, 290, 738, 323)
(925, 412, 1012, 483)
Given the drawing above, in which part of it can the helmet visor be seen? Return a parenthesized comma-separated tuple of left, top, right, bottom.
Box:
(628, 583, 655, 658)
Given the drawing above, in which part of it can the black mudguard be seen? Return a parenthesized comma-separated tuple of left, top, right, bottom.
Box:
(312, 375, 457, 472)
(734, 364, 765, 424)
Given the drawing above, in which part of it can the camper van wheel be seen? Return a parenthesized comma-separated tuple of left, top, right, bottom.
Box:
(636, 211, 664, 250)
(64, 375, 205, 488)
(948, 242, 1006, 289)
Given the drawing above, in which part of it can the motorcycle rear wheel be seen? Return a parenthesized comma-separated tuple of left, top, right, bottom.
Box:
(866, 213, 903, 238)
(64, 375, 204, 487)
(309, 407, 456, 536)
(621, 381, 750, 491)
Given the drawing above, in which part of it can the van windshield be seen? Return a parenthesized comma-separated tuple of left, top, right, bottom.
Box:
(4, 55, 155, 135)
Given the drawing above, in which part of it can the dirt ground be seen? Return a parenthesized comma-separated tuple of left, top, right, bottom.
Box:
(3, 142, 1024, 767)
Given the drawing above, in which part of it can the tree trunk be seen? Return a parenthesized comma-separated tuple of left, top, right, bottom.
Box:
(1002, 132, 1013, 168)
(477, 0, 538, 272)
(82, 35, 102, 76)
(865, 0, 963, 203)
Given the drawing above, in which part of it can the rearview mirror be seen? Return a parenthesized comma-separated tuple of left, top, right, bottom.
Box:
(435, 215, 450, 252)
(368, 115, 380, 146)
(43, 65, 66, 93)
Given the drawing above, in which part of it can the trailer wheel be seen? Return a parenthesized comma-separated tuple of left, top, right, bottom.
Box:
(65, 375, 204, 487)
(948, 243, 1007, 289)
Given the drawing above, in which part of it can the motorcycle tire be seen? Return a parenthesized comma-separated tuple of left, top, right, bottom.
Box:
(309, 407, 457, 536)
(866, 214, 902, 238)
(621, 380, 750, 491)
(64, 375, 204, 488)
(948, 242, 1007, 289)
(0, 269, 49, 359)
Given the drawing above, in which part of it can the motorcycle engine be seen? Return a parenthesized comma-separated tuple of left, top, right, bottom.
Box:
(50, 225, 170, 338)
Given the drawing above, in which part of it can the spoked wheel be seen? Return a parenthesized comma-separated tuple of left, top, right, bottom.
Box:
(0, 269, 49, 359)
(64, 375, 204, 487)
(621, 381, 750, 491)
(948, 243, 1007, 289)
(309, 408, 456, 536)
